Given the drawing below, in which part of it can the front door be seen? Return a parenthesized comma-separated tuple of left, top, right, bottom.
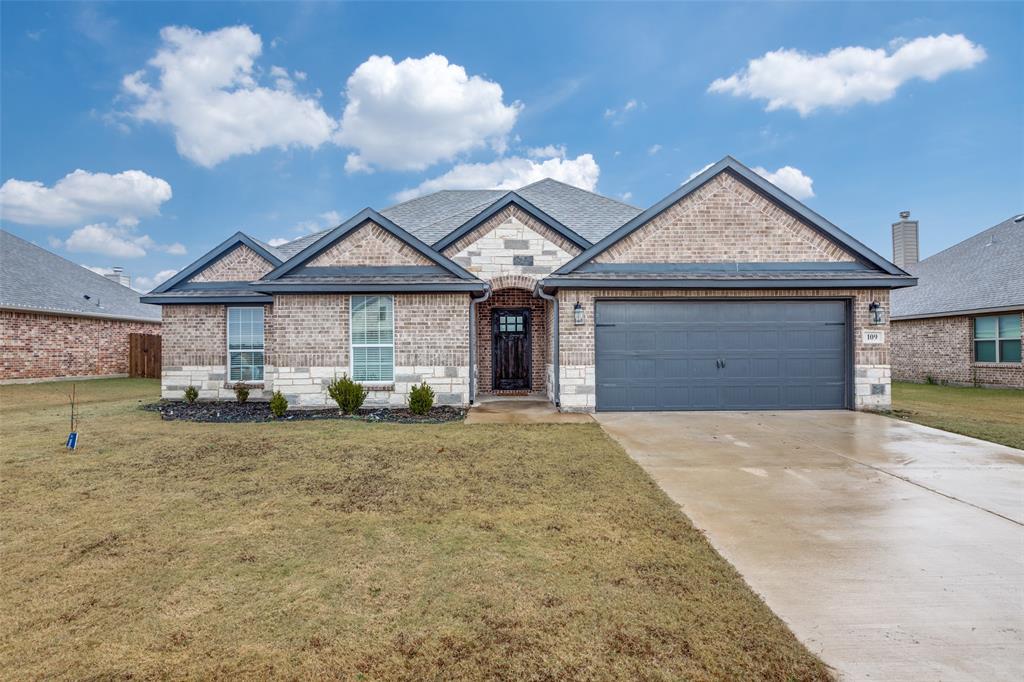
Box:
(492, 308, 531, 390)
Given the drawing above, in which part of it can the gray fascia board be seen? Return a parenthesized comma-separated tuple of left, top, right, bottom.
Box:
(577, 261, 872, 273)
(264, 208, 477, 281)
(0, 303, 161, 323)
(250, 282, 485, 293)
(151, 232, 283, 294)
(554, 156, 908, 277)
(139, 295, 274, 304)
(432, 192, 592, 252)
(892, 304, 1024, 321)
(539, 276, 917, 291)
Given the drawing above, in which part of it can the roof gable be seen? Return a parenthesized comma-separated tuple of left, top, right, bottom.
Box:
(263, 208, 476, 281)
(555, 156, 907, 276)
(433, 192, 591, 253)
(152, 232, 283, 294)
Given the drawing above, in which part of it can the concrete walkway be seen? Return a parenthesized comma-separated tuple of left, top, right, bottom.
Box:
(596, 410, 1024, 681)
(465, 398, 593, 424)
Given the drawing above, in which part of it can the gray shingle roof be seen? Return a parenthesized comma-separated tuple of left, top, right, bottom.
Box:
(0, 230, 162, 321)
(891, 215, 1024, 319)
(378, 179, 642, 246)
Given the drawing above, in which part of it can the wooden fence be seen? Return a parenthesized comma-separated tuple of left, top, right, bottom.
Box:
(128, 333, 162, 379)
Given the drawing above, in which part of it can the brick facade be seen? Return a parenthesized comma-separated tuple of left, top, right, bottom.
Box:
(476, 287, 548, 394)
(554, 288, 892, 411)
(0, 309, 160, 382)
(189, 244, 274, 282)
(308, 223, 433, 267)
(597, 172, 856, 264)
(891, 311, 1024, 388)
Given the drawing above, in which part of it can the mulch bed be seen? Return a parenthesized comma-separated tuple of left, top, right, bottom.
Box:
(142, 401, 465, 424)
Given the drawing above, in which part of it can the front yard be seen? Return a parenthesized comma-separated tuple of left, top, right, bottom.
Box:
(892, 381, 1024, 450)
(0, 379, 829, 680)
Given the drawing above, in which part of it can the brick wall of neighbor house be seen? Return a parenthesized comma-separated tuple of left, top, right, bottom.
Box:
(265, 293, 470, 408)
(597, 172, 856, 264)
(891, 312, 1024, 388)
(555, 288, 892, 411)
(189, 244, 274, 282)
(443, 207, 581, 281)
(0, 309, 160, 381)
(476, 287, 548, 394)
(161, 303, 275, 400)
(309, 223, 433, 266)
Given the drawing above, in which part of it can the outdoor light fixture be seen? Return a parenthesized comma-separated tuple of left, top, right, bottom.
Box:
(573, 301, 585, 326)
(868, 301, 886, 325)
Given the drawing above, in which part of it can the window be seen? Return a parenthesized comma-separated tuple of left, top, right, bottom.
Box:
(351, 295, 394, 382)
(227, 307, 265, 382)
(974, 314, 1021, 363)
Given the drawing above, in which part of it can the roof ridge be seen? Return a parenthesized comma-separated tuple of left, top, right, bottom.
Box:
(917, 214, 1022, 264)
(517, 177, 641, 210)
(420, 194, 511, 232)
(380, 188, 503, 213)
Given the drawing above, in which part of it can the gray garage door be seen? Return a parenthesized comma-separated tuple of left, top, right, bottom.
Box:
(595, 300, 848, 411)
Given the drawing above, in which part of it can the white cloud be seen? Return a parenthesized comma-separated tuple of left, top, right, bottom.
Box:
(619, 191, 633, 202)
(293, 209, 342, 234)
(58, 223, 186, 259)
(394, 153, 600, 202)
(336, 53, 521, 173)
(122, 25, 337, 167)
(604, 98, 644, 124)
(526, 144, 566, 159)
(0, 169, 172, 227)
(709, 33, 986, 116)
(131, 269, 178, 293)
(752, 166, 815, 200)
(684, 163, 716, 183)
(266, 237, 290, 247)
(647, 144, 662, 156)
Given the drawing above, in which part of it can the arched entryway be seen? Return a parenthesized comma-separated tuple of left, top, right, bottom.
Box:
(476, 276, 549, 396)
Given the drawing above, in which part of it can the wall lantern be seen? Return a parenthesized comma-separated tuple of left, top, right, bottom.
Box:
(868, 301, 886, 325)
(573, 301, 585, 326)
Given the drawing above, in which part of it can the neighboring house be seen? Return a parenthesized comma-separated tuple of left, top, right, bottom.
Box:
(890, 213, 1023, 388)
(141, 156, 914, 412)
(0, 230, 162, 382)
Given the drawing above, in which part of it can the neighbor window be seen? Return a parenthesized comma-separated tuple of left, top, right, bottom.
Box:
(351, 295, 394, 382)
(974, 314, 1021, 363)
(227, 307, 265, 382)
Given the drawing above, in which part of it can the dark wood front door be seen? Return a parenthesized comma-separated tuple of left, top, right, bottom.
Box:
(492, 308, 531, 390)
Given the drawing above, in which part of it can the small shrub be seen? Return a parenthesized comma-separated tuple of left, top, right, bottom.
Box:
(327, 374, 368, 414)
(183, 385, 198, 404)
(233, 382, 250, 404)
(925, 375, 936, 385)
(408, 382, 434, 416)
(269, 391, 288, 417)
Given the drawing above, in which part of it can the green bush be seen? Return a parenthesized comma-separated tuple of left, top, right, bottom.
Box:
(269, 391, 288, 417)
(233, 383, 250, 404)
(183, 385, 199, 404)
(408, 382, 435, 416)
(327, 375, 368, 414)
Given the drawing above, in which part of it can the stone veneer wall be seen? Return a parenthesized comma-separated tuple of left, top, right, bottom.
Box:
(0, 309, 160, 382)
(554, 288, 892, 411)
(444, 207, 580, 280)
(189, 244, 274, 282)
(476, 287, 548, 394)
(891, 311, 1023, 388)
(596, 171, 856, 264)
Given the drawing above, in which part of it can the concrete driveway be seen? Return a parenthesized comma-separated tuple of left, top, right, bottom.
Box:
(595, 410, 1024, 681)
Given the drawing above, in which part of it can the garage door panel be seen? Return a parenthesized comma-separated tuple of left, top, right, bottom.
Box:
(595, 300, 848, 411)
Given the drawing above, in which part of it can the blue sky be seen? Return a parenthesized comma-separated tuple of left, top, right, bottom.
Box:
(1, 1, 1021, 291)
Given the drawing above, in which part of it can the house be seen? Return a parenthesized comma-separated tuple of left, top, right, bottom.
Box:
(140, 156, 915, 412)
(0, 230, 162, 382)
(890, 213, 1023, 388)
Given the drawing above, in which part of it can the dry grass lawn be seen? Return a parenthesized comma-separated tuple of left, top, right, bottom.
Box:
(892, 381, 1024, 450)
(0, 379, 831, 680)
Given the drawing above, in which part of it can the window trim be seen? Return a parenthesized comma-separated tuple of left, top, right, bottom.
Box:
(973, 313, 1022, 364)
(349, 294, 396, 385)
(226, 305, 266, 384)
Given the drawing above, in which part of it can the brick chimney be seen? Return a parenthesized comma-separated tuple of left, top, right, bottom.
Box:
(103, 266, 130, 288)
(891, 210, 919, 268)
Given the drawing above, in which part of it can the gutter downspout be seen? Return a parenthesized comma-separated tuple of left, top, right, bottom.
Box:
(468, 285, 491, 404)
(534, 285, 559, 408)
